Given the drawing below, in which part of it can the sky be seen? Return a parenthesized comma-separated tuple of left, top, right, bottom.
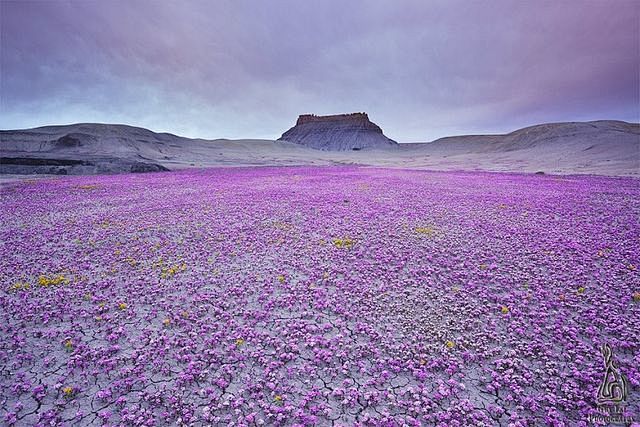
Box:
(1, 0, 638, 142)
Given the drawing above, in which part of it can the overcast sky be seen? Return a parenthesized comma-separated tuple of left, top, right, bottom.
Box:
(1, 0, 638, 142)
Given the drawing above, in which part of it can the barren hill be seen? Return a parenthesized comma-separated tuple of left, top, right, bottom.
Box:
(1, 120, 638, 176)
(393, 120, 639, 175)
(0, 123, 336, 175)
(278, 113, 398, 151)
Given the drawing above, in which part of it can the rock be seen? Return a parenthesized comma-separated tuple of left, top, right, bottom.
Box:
(0, 156, 168, 175)
(0, 157, 90, 166)
(130, 162, 170, 173)
(54, 133, 94, 148)
(278, 112, 398, 151)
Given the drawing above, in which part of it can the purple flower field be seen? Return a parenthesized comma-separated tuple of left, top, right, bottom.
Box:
(1, 166, 638, 426)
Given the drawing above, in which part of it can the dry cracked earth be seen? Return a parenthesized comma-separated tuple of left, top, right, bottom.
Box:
(1, 167, 638, 426)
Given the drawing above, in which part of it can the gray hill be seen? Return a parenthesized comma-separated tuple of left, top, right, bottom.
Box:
(393, 120, 639, 175)
(415, 120, 639, 154)
(0, 123, 346, 175)
(1, 120, 638, 177)
(278, 113, 398, 151)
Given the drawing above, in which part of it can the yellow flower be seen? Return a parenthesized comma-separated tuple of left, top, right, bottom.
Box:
(235, 338, 245, 346)
(64, 339, 73, 351)
(332, 238, 354, 249)
(501, 306, 509, 314)
(415, 226, 436, 236)
(62, 386, 74, 397)
(277, 275, 285, 283)
(38, 274, 68, 287)
(9, 282, 30, 292)
(446, 340, 455, 349)
(628, 264, 637, 271)
(163, 318, 171, 326)
(274, 395, 283, 403)
(118, 302, 127, 310)
(633, 292, 640, 302)
(95, 316, 102, 321)
(577, 287, 585, 294)
(161, 263, 184, 278)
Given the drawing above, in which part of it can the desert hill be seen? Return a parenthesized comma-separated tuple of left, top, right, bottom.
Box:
(1, 120, 638, 176)
(393, 120, 639, 175)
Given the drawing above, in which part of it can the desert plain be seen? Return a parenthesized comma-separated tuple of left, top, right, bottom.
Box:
(1, 163, 638, 425)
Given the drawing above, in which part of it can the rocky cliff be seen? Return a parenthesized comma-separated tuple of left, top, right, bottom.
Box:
(278, 113, 398, 151)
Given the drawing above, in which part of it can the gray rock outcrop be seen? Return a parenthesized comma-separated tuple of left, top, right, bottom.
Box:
(278, 113, 398, 151)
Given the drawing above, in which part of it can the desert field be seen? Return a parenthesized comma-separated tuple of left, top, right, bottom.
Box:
(1, 167, 638, 425)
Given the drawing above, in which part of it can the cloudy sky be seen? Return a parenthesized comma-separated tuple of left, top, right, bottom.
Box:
(1, 0, 638, 142)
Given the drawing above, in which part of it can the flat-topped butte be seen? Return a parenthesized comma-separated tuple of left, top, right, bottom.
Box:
(280, 112, 398, 151)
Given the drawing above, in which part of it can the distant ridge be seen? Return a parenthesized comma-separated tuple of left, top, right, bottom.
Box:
(416, 120, 639, 152)
(0, 120, 637, 176)
(278, 112, 398, 151)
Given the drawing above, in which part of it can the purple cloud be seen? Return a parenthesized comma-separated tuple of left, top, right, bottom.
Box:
(1, 0, 638, 141)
